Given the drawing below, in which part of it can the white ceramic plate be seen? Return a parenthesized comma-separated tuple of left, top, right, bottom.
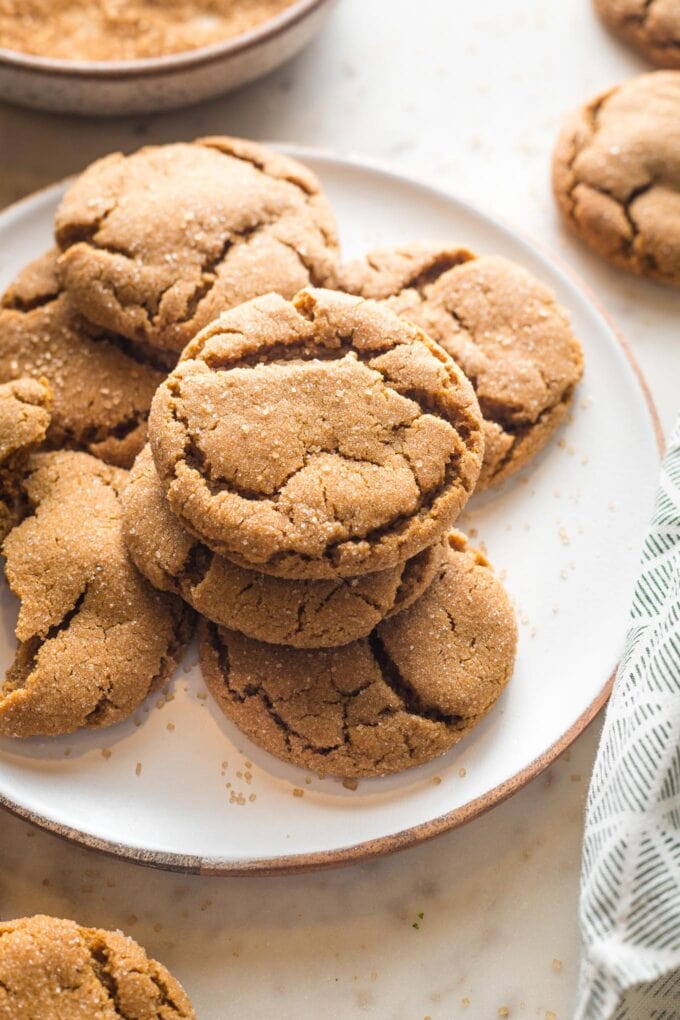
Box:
(0, 151, 661, 875)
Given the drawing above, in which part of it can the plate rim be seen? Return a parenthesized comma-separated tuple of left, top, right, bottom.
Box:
(0, 150, 664, 876)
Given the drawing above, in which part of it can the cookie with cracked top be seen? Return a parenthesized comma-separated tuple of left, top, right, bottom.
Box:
(595, 0, 680, 68)
(55, 137, 340, 352)
(552, 71, 680, 286)
(0, 914, 195, 1019)
(123, 445, 447, 648)
(198, 532, 517, 778)
(337, 245, 584, 488)
(0, 250, 170, 469)
(0, 376, 51, 541)
(0, 450, 192, 738)
(148, 287, 484, 579)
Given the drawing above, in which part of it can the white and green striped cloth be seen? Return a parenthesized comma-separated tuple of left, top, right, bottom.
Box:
(577, 415, 680, 1019)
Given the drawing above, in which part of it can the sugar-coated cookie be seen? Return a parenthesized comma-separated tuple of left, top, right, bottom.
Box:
(148, 288, 483, 578)
(124, 445, 446, 648)
(595, 0, 680, 68)
(0, 915, 194, 1020)
(0, 377, 51, 541)
(56, 137, 339, 351)
(338, 245, 583, 488)
(0, 451, 191, 738)
(199, 533, 517, 777)
(0, 250, 169, 468)
(553, 71, 680, 286)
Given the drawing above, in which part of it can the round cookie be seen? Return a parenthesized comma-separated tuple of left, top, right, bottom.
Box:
(595, 0, 680, 69)
(0, 250, 170, 468)
(198, 532, 517, 778)
(149, 287, 484, 578)
(552, 72, 680, 286)
(55, 137, 339, 352)
(338, 245, 584, 488)
(124, 445, 446, 648)
(0, 915, 194, 1020)
(0, 377, 51, 542)
(0, 450, 192, 738)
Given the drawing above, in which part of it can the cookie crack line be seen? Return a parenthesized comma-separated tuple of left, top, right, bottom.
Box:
(5, 589, 88, 695)
(367, 631, 464, 726)
(207, 623, 341, 754)
(170, 398, 466, 565)
(199, 138, 316, 198)
(194, 299, 476, 433)
(1, 288, 59, 314)
(88, 940, 133, 1020)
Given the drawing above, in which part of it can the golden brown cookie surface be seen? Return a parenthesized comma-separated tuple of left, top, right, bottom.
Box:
(199, 533, 517, 777)
(595, 0, 680, 68)
(149, 288, 483, 578)
(552, 71, 680, 286)
(0, 250, 169, 468)
(55, 138, 339, 352)
(338, 245, 583, 488)
(0, 376, 51, 541)
(0, 451, 191, 738)
(0, 915, 194, 1020)
(123, 445, 446, 647)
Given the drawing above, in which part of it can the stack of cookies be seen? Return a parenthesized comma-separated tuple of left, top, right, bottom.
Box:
(0, 136, 584, 779)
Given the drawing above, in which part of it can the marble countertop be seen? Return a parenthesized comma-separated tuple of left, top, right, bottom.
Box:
(0, 1, 678, 1016)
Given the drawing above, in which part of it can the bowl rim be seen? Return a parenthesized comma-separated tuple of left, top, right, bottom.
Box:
(0, 0, 331, 79)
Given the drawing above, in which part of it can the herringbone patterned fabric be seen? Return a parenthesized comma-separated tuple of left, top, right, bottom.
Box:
(577, 416, 680, 1019)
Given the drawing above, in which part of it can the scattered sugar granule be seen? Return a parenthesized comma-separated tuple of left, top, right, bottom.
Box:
(342, 778, 358, 791)
(458, 767, 467, 778)
(552, 958, 563, 972)
(135, 762, 143, 777)
(292, 787, 305, 798)
(101, 748, 112, 759)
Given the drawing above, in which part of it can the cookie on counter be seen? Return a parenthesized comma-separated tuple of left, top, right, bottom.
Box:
(0, 250, 169, 468)
(198, 532, 517, 778)
(55, 137, 340, 352)
(149, 288, 483, 578)
(595, 0, 680, 68)
(0, 450, 191, 738)
(552, 71, 680, 286)
(123, 445, 446, 648)
(338, 245, 584, 488)
(0, 914, 194, 1020)
(0, 377, 51, 541)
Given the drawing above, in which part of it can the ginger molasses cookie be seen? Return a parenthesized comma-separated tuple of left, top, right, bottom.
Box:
(0, 915, 195, 1020)
(0, 451, 191, 738)
(199, 533, 517, 778)
(338, 245, 584, 488)
(595, 0, 680, 69)
(0, 377, 51, 541)
(0, 250, 169, 469)
(124, 445, 446, 648)
(149, 288, 484, 578)
(55, 137, 339, 352)
(552, 71, 680, 286)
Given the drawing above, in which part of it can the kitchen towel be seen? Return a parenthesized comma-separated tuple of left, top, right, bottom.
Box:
(577, 414, 680, 1019)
